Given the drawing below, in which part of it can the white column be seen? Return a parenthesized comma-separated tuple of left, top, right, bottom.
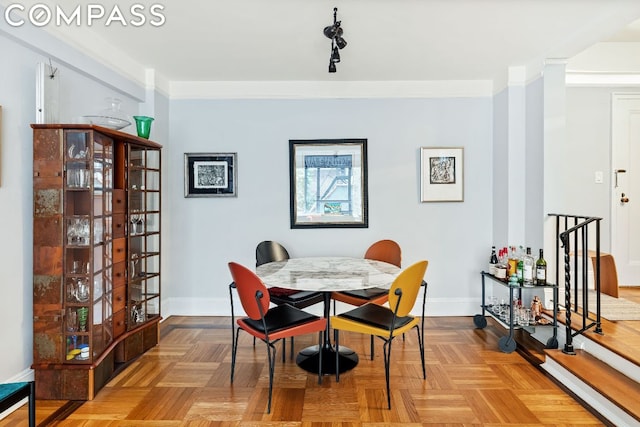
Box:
(543, 59, 568, 285)
(543, 60, 567, 213)
(507, 66, 527, 245)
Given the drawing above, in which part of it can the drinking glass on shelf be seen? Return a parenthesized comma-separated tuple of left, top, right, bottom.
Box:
(77, 307, 88, 332)
(130, 210, 140, 234)
(137, 215, 145, 234)
(131, 253, 139, 278)
(66, 309, 78, 332)
(74, 279, 90, 302)
(79, 219, 90, 245)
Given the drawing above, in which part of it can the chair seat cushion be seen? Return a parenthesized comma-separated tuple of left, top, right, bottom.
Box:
(271, 290, 324, 307)
(338, 303, 413, 330)
(338, 287, 387, 300)
(243, 304, 321, 333)
(268, 286, 299, 297)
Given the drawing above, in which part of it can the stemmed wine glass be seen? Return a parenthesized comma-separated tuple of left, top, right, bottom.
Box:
(131, 253, 139, 279)
(137, 214, 145, 235)
(130, 210, 140, 234)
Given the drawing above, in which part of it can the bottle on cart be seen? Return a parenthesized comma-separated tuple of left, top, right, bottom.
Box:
(516, 246, 524, 284)
(523, 247, 535, 285)
(536, 249, 547, 285)
(508, 246, 518, 278)
(489, 246, 498, 275)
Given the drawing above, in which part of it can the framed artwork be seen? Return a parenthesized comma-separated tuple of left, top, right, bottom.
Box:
(289, 139, 368, 228)
(184, 152, 237, 197)
(420, 147, 464, 202)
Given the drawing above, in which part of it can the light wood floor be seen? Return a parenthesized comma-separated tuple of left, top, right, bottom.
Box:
(1, 313, 616, 427)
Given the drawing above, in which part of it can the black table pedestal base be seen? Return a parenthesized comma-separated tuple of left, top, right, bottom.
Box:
(296, 344, 359, 375)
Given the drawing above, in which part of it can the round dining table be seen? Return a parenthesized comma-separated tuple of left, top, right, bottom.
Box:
(256, 256, 401, 374)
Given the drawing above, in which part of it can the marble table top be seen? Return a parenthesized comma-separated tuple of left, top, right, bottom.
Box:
(255, 256, 401, 292)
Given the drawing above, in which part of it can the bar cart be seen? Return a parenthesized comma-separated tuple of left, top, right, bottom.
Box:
(473, 271, 559, 353)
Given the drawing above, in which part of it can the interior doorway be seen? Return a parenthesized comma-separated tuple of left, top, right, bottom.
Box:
(611, 93, 640, 287)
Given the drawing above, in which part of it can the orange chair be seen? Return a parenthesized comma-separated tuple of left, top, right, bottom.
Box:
(331, 260, 429, 409)
(228, 262, 327, 413)
(332, 239, 402, 357)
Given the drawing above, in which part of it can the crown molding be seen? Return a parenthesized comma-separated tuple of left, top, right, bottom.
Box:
(169, 80, 494, 100)
(566, 71, 640, 87)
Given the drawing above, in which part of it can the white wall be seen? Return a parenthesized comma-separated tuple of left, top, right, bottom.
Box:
(165, 97, 494, 317)
(563, 86, 640, 252)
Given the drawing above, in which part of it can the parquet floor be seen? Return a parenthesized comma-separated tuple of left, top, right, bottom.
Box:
(1, 314, 611, 426)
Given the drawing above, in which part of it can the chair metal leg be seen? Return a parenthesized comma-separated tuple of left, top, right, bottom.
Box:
(420, 280, 428, 378)
(290, 337, 295, 360)
(229, 283, 236, 354)
(415, 325, 426, 379)
(383, 339, 393, 410)
(335, 329, 340, 382)
(317, 331, 323, 384)
(230, 327, 241, 383)
(266, 341, 276, 414)
(28, 381, 35, 427)
(370, 334, 375, 360)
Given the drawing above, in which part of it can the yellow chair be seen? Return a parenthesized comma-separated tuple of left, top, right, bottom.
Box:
(331, 260, 428, 409)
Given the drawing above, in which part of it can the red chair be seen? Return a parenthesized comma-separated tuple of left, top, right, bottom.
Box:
(228, 262, 327, 413)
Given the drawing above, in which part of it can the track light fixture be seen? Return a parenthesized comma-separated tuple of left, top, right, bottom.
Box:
(324, 7, 347, 73)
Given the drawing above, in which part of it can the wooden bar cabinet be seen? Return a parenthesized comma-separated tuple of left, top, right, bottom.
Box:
(32, 124, 162, 400)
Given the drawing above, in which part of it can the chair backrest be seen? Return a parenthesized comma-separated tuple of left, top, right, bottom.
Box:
(364, 239, 402, 267)
(256, 240, 290, 267)
(228, 262, 270, 320)
(388, 260, 428, 317)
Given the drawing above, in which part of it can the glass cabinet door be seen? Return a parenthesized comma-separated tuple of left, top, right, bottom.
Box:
(127, 145, 161, 329)
(63, 130, 114, 363)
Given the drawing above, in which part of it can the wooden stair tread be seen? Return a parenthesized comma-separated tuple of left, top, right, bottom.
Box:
(545, 349, 640, 421)
(551, 309, 640, 368)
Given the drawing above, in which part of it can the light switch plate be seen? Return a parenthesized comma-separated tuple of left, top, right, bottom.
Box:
(595, 171, 603, 184)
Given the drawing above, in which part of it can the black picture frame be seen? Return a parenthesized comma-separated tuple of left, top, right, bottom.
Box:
(289, 139, 368, 228)
(184, 152, 237, 197)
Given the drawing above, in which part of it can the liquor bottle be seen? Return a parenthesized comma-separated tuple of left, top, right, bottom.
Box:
(489, 246, 498, 275)
(508, 246, 518, 278)
(536, 249, 547, 285)
(523, 247, 535, 285)
(515, 246, 524, 284)
(516, 257, 523, 284)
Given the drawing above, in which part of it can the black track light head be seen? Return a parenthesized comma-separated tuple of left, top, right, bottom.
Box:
(331, 46, 340, 63)
(324, 7, 346, 73)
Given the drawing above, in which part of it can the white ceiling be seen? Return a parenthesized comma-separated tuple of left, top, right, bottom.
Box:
(7, 0, 640, 93)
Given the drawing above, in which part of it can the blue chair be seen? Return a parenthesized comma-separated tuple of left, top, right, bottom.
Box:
(0, 381, 35, 427)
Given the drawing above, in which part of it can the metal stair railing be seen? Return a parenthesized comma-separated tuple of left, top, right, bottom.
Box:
(548, 213, 604, 355)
